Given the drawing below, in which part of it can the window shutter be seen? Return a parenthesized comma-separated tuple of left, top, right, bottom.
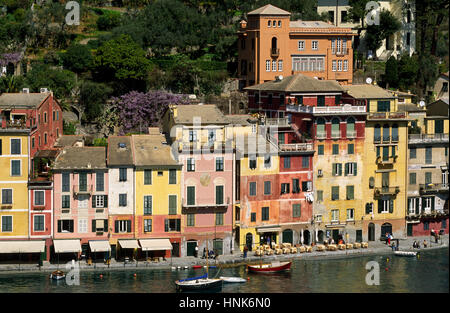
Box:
(104, 195, 108, 208)
(115, 220, 119, 233)
(69, 220, 74, 233)
(378, 200, 382, 213)
(415, 198, 420, 214)
(104, 219, 108, 232)
(345, 163, 349, 176)
(338, 163, 342, 176)
(92, 195, 96, 208)
(58, 220, 62, 233)
(332, 163, 336, 176)
(365, 203, 371, 214)
(431, 197, 435, 212)
(126, 220, 131, 233)
(354, 163, 357, 176)
(92, 220, 96, 232)
(176, 219, 181, 231)
(165, 219, 169, 232)
(389, 200, 394, 213)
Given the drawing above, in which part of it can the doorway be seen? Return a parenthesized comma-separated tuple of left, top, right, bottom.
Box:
(356, 230, 363, 242)
(303, 230, 310, 245)
(368, 223, 375, 241)
(332, 229, 339, 243)
(407, 223, 413, 237)
(172, 242, 180, 257)
(245, 233, 253, 251)
(317, 230, 324, 243)
(186, 240, 197, 257)
(282, 229, 293, 244)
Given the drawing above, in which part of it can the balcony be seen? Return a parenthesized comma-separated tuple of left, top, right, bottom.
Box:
(270, 48, 280, 57)
(278, 142, 314, 153)
(409, 133, 449, 144)
(182, 197, 230, 214)
(1, 205, 12, 210)
(346, 130, 357, 138)
(376, 155, 398, 164)
(265, 117, 290, 127)
(374, 186, 400, 196)
(73, 185, 92, 196)
(286, 104, 366, 115)
(334, 48, 350, 56)
(331, 132, 340, 139)
(368, 112, 407, 120)
(316, 132, 326, 140)
(419, 183, 449, 194)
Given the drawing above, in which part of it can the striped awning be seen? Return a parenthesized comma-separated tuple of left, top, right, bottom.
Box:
(0, 241, 45, 253)
(118, 240, 140, 249)
(89, 240, 111, 252)
(139, 239, 172, 251)
(53, 239, 82, 253)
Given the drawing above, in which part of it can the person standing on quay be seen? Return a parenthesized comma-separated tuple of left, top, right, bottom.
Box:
(194, 245, 199, 258)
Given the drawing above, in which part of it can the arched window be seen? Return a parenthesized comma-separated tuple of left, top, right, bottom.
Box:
(392, 124, 398, 141)
(374, 124, 381, 142)
(278, 20, 282, 27)
(346, 117, 355, 138)
(316, 118, 326, 138)
(272, 20, 276, 27)
(268, 20, 271, 27)
(383, 124, 390, 141)
(282, 229, 293, 244)
(271, 37, 277, 49)
(331, 118, 340, 138)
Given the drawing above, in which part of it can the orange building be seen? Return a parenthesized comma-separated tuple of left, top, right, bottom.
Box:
(237, 4, 356, 89)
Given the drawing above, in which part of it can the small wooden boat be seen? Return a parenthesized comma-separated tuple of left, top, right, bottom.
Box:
(192, 265, 203, 269)
(247, 261, 292, 273)
(394, 251, 418, 257)
(175, 274, 223, 291)
(220, 276, 247, 283)
(50, 270, 65, 280)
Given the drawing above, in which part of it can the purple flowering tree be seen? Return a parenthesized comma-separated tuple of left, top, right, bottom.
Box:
(112, 90, 190, 134)
(0, 53, 23, 67)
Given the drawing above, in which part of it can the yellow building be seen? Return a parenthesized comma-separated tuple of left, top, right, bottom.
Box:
(132, 132, 183, 257)
(344, 84, 410, 241)
(0, 131, 29, 238)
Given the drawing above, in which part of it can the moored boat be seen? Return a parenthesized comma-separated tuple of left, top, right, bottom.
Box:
(175, 274, 223, 291)
(50, 270, 66, 280)
(247, 261, 292, 273)
(394, 251, 418, 257)
(220, 276, 247, 283)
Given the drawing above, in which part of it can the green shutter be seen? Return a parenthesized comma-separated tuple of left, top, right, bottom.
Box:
(338, 163, 342, 176)
(114, 220, 119, 233)
(345, 163, 349, 176)
(165, 219, 169, 232)
(354, 163, 357, 176)
(415, 198, 420, 214)
(378, 200, 383, 213)
(389, 200, 394, 213)
(126, 220, 131, 233)
(332, 163, 336, 176)
(216, 186, 224, 205)
(92, 220, 96, 232)
(347, 186, 354, 200)
(431, 197, 435, 212)
(92, 196, 96, 208)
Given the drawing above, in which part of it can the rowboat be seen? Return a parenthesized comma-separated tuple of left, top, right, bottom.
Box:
(247, 261, 292, 273)
(175, 274, 223, 291)
(50, 270, 66, 280)
(394, 251, 418, 257)
(220, 276, 247, 283)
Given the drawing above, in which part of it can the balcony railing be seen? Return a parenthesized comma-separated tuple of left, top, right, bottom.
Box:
(286, 104, 366, 114)
(271, 48, 280, 57)
(73, 185, 93, 195)
(409, 133, 449, 144)
(376, 155, 398, 164)
(419, 183, 449, 194)
(265, 117, 290, 127)
(368, 112, 407, 120)
(333, 48, 350, 56)
(1, 119, 35, 130)
(279, 142, 314, 152)
(316, 132, 326, 139)
(346, 130, 357, 138)
(374, 186, 400, 196)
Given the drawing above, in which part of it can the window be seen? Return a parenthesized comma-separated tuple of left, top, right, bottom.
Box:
(374, 124, 381, 142)
(11, 160, 21, 176)
(165, 219, 181, 232)
(34, 190, 45, 206)
(215, 213, 224, 226)
(409, 173, 416, 185)
(425, 147, 432, 164)
(312, 41, 318, 50)
(331, 186, 339, 200)
(408, 197, 418, 214)
(56, 111, 59, 120)
(187, 186, 195, 205)
(292, 179, 300, 193)
(272, 60, 277, 72)
(96, 172, 104, 192)
(348, 144, 354, 154)
(296, 95, 304, 105)
(1, 216, 12, 232)
(144, 195, 152, 215)
(10, 139, 21, 154)
(62, 173, 70, 192)
(272, 20, 276, 27)
(317, 190, 323, 202)
(293, 204, 301, 217)
(392, 124, 398, 141)
(378, 199, 393, 213)
(31, 138, 35, 149)
(343, 60, 348, 71)
(249, 182, 257, 196)
(119, 194, 127, 207)
(331, 38, 336, 54)
(345, 162, 357, 176)
(377, 101, 390, 112)
(187, 158, 195, 172)
(276, 60, 283, 72)
(187, 214, 195, 226)
(332, 163, 342, 176)
(119, 168, 127, 182)
(422, 197, 434, 211)
(266, 60, 271, 72)
(406, 32, 411, 46)
(169, 195, 177, 215)
(78, 195, 88, 208)
(328, 11, 335, 24)
(216, 185, 224, 205)
(264, 181, 271, 195)
(44, 133, 47, 144)
(169, 169, 177, 184)
(44, 112, 47, 123)
(216, 157, 224, 171)
(278, 20, 282, 27)
(341, 10, 348, 23)
(62, 195, 70, 208)
(189, 130, 197, 142)
(115, 220, 131, 233)
(208, 129, 216, 145)
(1, 189, 12, 204)
(336, 38, 341, 53)
(144, 219, 152, 232)
(435, 120, 444, 134)
(250, 213, 256, 222)
(331, 118, 340, 138)
(318, 145, 324, 155)
(410, 147, 416, 159)
(283, 156, 291, 168)
(331, 210, 339, 222)
(317, 95, 325, 106)
(302, 181, 312, 192)
(332, 60, 337, 71)
(347, 209, 354, 221)
(298, 40, 305, 51)
(425, 172, 432, 185)
(302, 156, 309, 168)
(58, 219, 74, 233)
(338, 60, 342, 71)
(346, 185, 354, 200)
(262, 207, 269, 221)
(78, 219, 87, 233)
(264, 155, 271, 168)
(424, 221, 429, 231)
(332, 144, 339, 155)
(382, 146, 389, 161)
(144, 169, 152, 185)
(281, 183, 290, 194)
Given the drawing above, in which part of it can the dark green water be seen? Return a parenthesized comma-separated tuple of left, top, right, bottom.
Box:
(0, 249, 448, 293)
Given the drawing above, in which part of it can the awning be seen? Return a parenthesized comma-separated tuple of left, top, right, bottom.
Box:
(0, 241, 45, 253)
(118, 240, 140, 249)
(53, 239, 82, 253)
(139, 239, 173, 251)
(256, 227, 281, 233)
(89, 240, 111, 252)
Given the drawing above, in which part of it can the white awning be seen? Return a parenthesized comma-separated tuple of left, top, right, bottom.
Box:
(89, 240, 111, 252)
(53, 239, 82, 253)
(139, 239, 173, 251)
(256, 227, 281, 233)
(0, 241, 45, 253)
(118, 240, 140, 249)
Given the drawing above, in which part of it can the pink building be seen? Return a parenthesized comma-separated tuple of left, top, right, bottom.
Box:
(52, 145, 109, 262)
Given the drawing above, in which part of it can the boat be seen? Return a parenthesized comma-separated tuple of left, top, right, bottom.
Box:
(50, 270, 66, 280)
(247, 261, 292, 273)
(394, 251, 418, 257)
(192, 265, 203, 269)
(220, 276, 247, 283)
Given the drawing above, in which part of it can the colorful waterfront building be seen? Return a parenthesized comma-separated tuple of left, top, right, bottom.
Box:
(343, 84, 410, 241)
(52, 144, 109, 262)
(107, 136, 135, 260)
(162, 104, 234, 256)
(406, 99, 449, 236)
(132, 131, 183, 258)
(237, 4, 356, 89)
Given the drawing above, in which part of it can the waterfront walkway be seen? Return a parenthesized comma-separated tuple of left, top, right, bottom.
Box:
(1, 235, 447, 273)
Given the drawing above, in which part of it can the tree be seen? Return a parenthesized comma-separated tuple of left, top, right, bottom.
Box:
(384, 56, 398, 89)
(364, 10, 401, 54)
(397, 54, 419, 92)
(348, 0, 371, 28)
(112, 90, 190, 134)
(61, 44, 93, 74)
(78, 81, 113, 123)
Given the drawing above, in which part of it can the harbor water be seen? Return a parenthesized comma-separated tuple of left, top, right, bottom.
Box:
(0, 248, 448, 293)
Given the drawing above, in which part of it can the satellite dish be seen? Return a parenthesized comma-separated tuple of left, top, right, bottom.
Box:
(366, 77, 373, 84)
(279, 75, 283, 80)
(419, 100, 425, 107)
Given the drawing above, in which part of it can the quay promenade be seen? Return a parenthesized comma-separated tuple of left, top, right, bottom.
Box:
(0, 235, 447, 273)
